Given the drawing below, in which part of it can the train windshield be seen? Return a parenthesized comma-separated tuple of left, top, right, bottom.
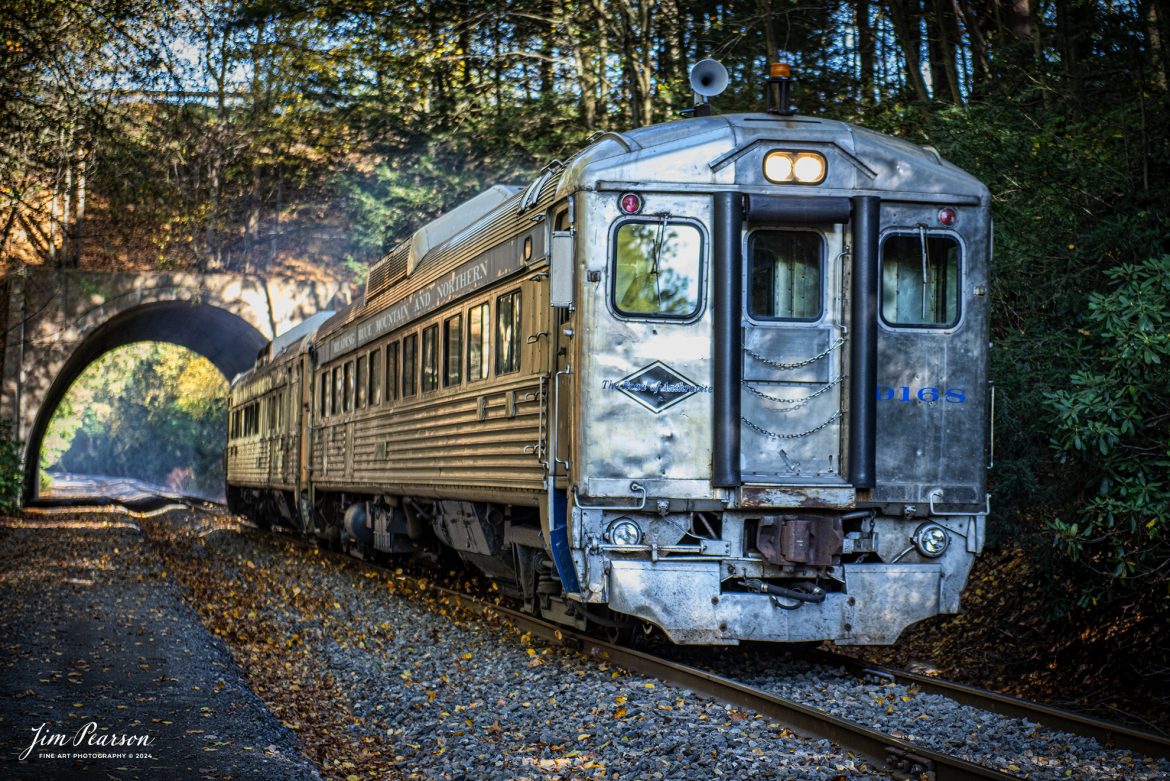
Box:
(613, 220, 702, 317)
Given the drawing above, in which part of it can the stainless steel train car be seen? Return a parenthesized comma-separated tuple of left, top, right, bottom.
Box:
(228, 67, 992, 646)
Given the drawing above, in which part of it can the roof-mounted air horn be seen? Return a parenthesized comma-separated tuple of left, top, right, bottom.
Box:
(685, 58, 728, 118)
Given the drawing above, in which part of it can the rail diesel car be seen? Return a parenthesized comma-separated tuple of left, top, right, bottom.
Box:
(227, 66, 992, 646)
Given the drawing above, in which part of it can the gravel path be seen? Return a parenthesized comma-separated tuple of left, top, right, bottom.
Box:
(0, 510, 319, 781)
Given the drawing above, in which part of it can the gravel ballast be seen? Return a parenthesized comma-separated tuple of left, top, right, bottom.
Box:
(693, 654, 1170, 781)
(155, 514, 887, 780)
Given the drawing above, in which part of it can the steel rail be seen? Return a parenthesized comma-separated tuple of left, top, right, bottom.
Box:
(806, 649, 1170, 761)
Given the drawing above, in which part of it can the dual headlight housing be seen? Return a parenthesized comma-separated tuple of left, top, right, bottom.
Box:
(763, 150, 827, 185)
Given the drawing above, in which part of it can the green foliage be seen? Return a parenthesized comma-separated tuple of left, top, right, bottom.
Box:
(43, 344, 228, 498)
(1044, 256, 1170, 610)
(0, 419, 23, 513)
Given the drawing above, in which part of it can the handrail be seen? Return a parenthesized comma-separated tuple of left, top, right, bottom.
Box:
(572, 482, 647, 512)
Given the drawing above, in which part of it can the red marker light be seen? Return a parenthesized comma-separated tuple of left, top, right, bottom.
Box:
(619, 193, 643, 214)
(937, 207, 958, 226)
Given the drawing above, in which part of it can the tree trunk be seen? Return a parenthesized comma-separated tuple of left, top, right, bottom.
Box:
(540, 0, 555, 103)
(886, 0, 933, 102)
(857, 0, 877, 104)
(615, 0, 656, 127)
(931, 0, 964, 103)
(1006, 0, 1035, 41)
(594, 0, 610, 122)
(956, 0, 992, 88)
(1143, 0, 1166, 88)
(567, 0, 598, 128)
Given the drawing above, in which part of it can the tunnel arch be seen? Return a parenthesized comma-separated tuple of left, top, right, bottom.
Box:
(23, 301, 267, 502)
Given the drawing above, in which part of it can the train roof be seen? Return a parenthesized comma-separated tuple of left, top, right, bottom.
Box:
(229, 310, 335, 390)
(555, 112, 989, 204)
(361, 113, 988, 303)
(269, 310, 334, 359)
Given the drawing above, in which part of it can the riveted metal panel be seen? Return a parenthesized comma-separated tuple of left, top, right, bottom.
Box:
(575, 192, 717, 502)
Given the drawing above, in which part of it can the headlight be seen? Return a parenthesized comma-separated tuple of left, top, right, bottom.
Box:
(763, 152, 794, 183)
(606, 518, 642, 546)
(763, 150, 826, 184)
(913, 523, 950, 557)
(793, 153, 826, 183)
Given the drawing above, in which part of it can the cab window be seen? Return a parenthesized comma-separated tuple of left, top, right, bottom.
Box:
(343, 360, 354, 412)
(612, 220, 703, 318)
(881, 233, 961, 327)
(356, 354, 367, 408)
(387, 341, 400, 401)
(748, 231, 823, 320)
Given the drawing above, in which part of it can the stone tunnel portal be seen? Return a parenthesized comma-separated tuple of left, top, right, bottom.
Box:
(23, 301, 267, 502)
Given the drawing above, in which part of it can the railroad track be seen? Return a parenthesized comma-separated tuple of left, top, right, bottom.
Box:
(805, 648, 1170, 764)
(35, 496, 1169, 780)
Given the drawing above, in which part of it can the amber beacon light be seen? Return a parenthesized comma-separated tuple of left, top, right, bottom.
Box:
(763, 150, 827, 184)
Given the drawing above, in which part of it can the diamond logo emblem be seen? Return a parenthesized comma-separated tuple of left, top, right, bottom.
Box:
(608, 361, 708, 414)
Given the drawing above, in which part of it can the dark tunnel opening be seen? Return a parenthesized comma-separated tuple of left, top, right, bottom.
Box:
(24, 301, 267, 503)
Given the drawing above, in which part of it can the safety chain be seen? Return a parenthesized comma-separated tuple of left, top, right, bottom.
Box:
(741, 377, 842, 409)
(744, 337, 846, 371)
(741, 411, 842, 440)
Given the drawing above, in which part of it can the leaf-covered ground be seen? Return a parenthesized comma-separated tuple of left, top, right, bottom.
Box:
(144, 514, 408, 780)
(144, 511, 882, 781)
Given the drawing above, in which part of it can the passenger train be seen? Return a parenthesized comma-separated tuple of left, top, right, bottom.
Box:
(227, 63, 992, 645)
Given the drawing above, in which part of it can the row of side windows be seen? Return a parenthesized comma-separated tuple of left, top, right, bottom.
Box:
(229, 390, 284, 440)
(318, 288, 522, 419)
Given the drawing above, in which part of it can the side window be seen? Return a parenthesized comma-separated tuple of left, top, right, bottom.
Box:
(369, 348, 382, 406)
(612, 221, 703, 318)
(356, 355, 367, 408)
(495, 290, 522, 375)
(343, 361, 354, 412)
(387, 341, 400, 401)
(421, 324, 439, 392)
(319, 372, 328, 419)
(444, 314, 463, 387)
(331, 367, 341, 415)
(748, 231, 824, 320)
(467, 302, 490, 381)
(881, 233, 961, 327)
(402, 333, 417, 397)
